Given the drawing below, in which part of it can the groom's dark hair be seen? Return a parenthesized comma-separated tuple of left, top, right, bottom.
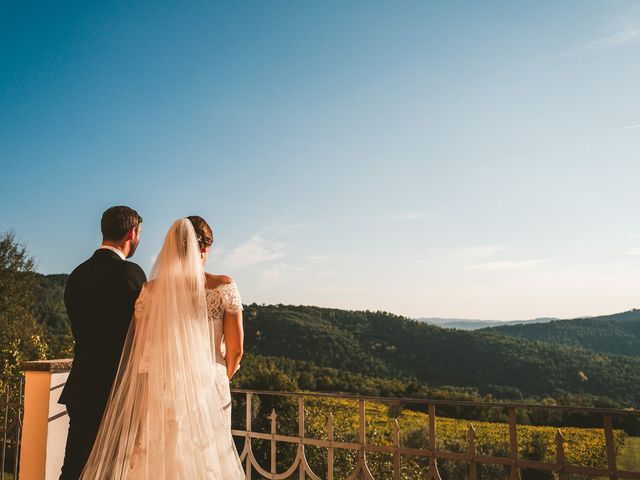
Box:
(101, 206, 143, 242)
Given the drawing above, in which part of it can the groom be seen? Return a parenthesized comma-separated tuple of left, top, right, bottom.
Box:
(59, 206, 147, 480)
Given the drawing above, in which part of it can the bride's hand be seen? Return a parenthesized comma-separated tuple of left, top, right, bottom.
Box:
(227, 362, 240, 380)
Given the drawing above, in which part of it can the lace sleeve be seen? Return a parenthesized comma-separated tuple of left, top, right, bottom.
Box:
(219, 281, 243, 313)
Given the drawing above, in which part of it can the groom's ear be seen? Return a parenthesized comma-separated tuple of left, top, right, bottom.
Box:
(125, 226, 137, 241)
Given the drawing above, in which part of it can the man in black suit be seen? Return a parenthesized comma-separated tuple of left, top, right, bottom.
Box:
(59, 206, 147, 480)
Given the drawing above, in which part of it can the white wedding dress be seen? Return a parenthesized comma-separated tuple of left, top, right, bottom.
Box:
(80, 219, 246, 480)
(205, 282, 245, 424)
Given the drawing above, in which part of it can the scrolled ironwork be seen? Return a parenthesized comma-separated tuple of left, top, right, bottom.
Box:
(231, 388, 640, 480)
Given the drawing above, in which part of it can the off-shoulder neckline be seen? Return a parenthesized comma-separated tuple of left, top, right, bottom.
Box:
(205, 281, 235, 292)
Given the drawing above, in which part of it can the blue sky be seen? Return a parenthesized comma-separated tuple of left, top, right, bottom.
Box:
(2, 1, 640, 320)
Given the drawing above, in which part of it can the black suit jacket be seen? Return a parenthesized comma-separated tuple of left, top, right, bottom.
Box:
(59, 249, 146, 409)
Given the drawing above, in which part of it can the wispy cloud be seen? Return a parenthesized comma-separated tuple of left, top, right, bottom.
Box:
(261, 262, 305, 280)
(566, 10, 640, 56)
(330, 212, 425, 224)
(262, 223, 312, 235)
(307, 254, 331, 263)
(449, 245, 504, 258)
(380, 212, 425, 222)
(305, 286, 370, 292)
(313, 270, 336, 276)
(224, 234, 284, 268)
(467, 259, 552, 271)
(617, 124, 640, 131)
(626, 247, 640, 255)
(409, 244, 505, 271)
(568, 27, 640, 55)
(354, 212, 425, 223)
(252, 213, 424, 238)
(261, 262, 335, 281)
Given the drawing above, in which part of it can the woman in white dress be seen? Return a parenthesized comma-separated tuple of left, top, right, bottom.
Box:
(80, 216, 246, 479)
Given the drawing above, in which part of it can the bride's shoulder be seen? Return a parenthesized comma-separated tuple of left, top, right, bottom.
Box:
(205, 273, 243, 312)
(204, 273, 235, 290)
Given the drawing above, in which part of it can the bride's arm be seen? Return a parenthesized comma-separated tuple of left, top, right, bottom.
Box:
(223, 309, 244, 380)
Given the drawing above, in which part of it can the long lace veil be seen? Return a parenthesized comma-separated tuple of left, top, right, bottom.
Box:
(80, 218, 242, 479)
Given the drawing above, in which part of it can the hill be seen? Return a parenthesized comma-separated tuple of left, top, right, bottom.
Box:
(32, 275, 640, 408)
(32, 274, 73, 357)
(481, 310, 640, 357)
(244, 304, 640, 407)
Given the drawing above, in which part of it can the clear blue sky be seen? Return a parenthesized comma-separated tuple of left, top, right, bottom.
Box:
(2, 1, 640, 320)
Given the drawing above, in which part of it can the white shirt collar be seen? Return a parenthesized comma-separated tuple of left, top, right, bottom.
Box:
(99, 245, 126, 261)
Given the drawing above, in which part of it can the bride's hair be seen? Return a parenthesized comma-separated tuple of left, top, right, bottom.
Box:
(186, 216, 213, 249)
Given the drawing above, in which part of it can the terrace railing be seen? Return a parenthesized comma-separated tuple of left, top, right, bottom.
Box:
(230, 388, 640, 480)
(8, 361, 640, 479)
(0, 375, 23, 480)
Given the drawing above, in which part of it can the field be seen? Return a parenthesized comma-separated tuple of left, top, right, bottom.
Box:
(291, 397, 633, 480)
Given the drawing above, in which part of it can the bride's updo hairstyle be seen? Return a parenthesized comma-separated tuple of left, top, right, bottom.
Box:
(187, 215, 214, 249)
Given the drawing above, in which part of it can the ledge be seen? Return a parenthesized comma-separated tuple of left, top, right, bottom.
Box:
(22, 359, 73, 373)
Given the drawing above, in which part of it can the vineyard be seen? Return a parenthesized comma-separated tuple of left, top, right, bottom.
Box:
(240, 395, 633, 480)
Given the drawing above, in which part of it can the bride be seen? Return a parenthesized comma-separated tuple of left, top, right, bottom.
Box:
(80, 216, 246, 479)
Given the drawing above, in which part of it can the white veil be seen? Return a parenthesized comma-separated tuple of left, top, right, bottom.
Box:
(80, 219, 244, 479)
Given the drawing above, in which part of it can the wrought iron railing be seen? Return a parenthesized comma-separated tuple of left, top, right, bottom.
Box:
(5, 373, 639, 479)
(230, 388, 640, 480)
(0, 375, 23, 480)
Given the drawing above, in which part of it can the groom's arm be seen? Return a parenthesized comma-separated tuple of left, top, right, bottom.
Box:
(122, 262, 147, 307)
(124, 262, 146, 289)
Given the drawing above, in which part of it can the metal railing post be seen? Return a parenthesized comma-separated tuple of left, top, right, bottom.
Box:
(508, 407, 521, 480)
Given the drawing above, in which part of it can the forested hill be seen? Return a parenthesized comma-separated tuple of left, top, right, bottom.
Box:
(480, 310, 640, 357)
(243, 304, 640, 407)
(32, 275, 640, 408)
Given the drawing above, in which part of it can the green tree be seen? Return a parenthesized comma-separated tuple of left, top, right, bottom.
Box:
(0, 232, 48, 376)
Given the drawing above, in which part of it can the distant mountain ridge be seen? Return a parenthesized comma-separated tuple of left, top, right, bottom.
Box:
(481, 309, 640, 357)
(416, 308, 640, 331)
(415, 317, 560, 330)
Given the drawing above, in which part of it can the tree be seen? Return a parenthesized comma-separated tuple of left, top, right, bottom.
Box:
(0, 232, 48, 376)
